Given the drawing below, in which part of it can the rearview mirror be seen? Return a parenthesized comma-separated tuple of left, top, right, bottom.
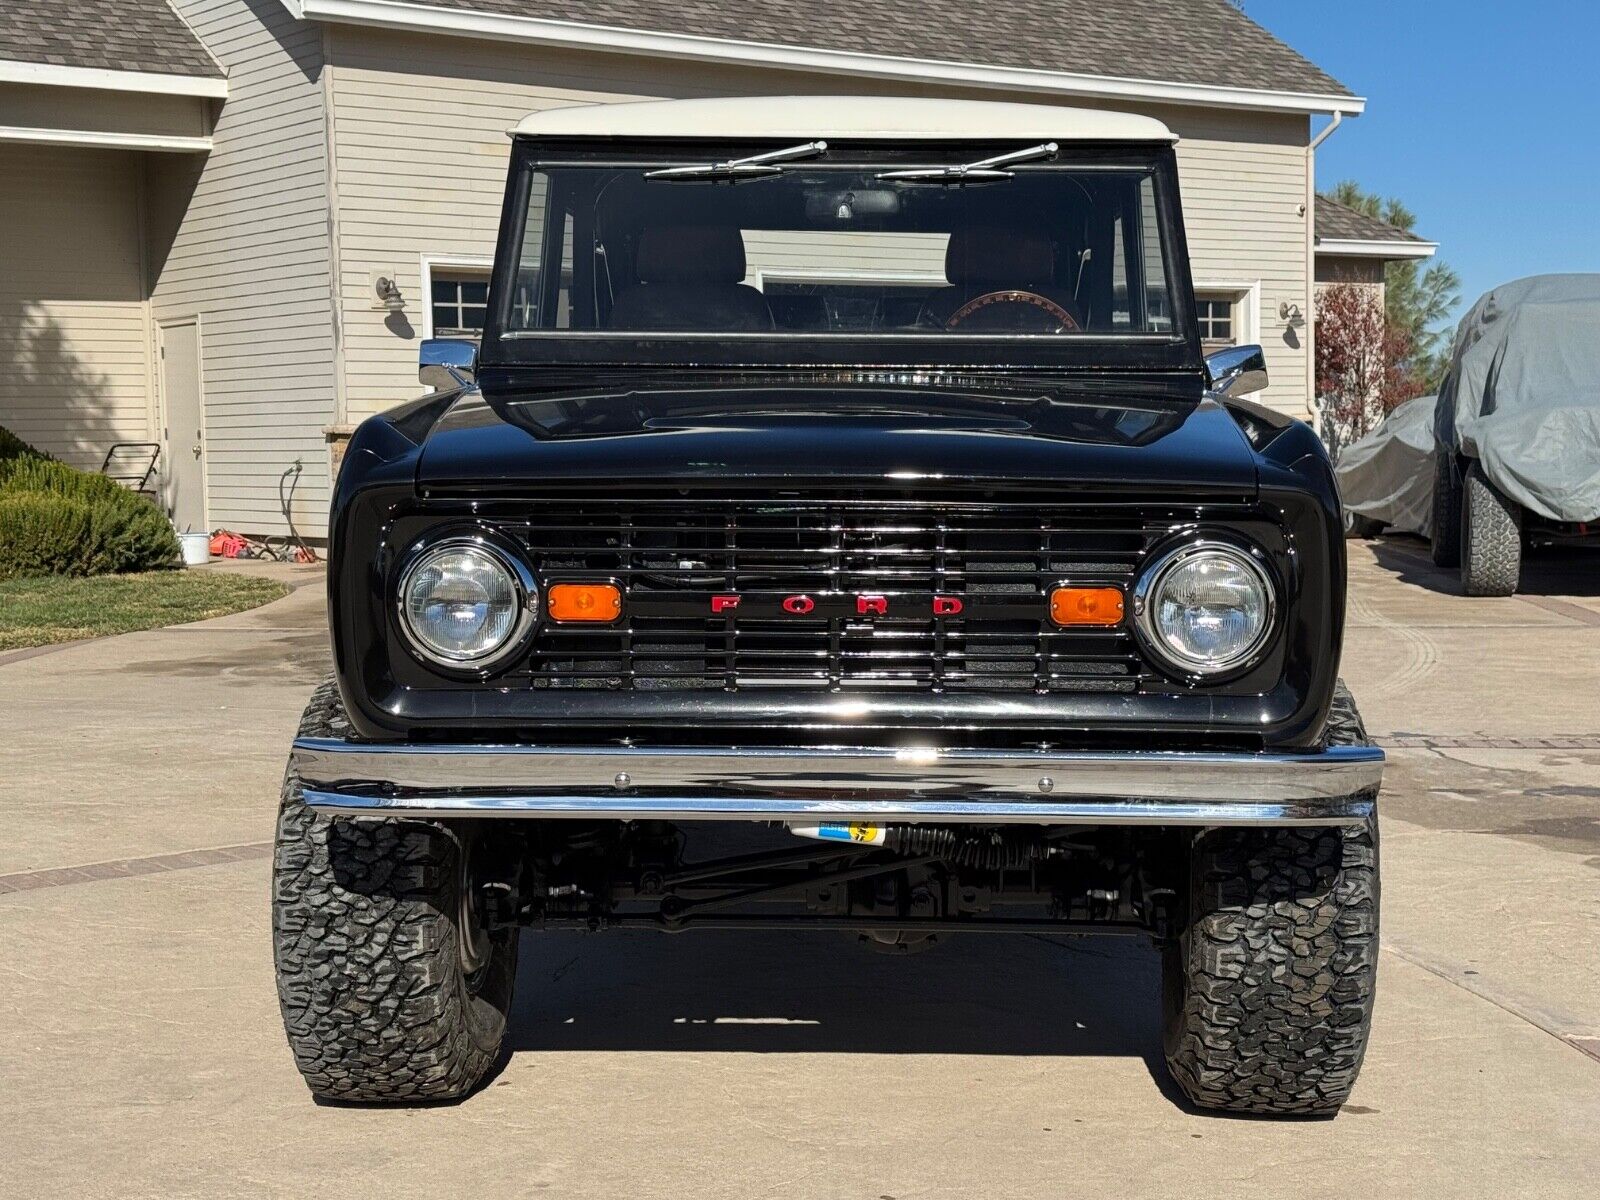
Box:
(419, 338, 478, 391)
(1205, 344, 1268, 398)
(803, 188, 902, 221)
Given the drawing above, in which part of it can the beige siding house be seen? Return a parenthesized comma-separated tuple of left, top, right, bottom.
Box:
(1, 0, 1368, 539)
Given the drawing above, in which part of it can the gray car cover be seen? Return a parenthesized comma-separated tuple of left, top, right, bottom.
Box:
(1434, 274, 1600, 523)
(1336, 393, 1437, 537)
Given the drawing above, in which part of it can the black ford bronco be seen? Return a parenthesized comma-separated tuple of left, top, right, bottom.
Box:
(273, 96, 1384, 1114)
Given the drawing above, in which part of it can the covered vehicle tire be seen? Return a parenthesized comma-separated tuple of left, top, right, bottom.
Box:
(1460, 462, 1522, 596)
(272, 678, 518, 1103)
(1161, 681, 1379, 1116)
(1430, 452, 1462, 567)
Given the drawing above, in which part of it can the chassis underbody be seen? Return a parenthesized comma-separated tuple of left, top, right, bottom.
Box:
(470, 820, 1181, 948)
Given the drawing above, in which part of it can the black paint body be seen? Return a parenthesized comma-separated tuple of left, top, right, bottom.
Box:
(324, 136, 1346, 752)
(328, 374, 1345, 750)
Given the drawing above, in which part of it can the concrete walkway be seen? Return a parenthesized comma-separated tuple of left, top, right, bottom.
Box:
(2, 543, 1598, 1198)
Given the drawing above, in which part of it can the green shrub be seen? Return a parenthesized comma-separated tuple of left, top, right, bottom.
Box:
(86, 492, 185, 574)
(0, 425, 42, 463)
(0, 427, 181, 578)
(0, 493, 94, 577)
(0, 455, 133, 503)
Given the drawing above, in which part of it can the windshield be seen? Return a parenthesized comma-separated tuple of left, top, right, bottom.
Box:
(498, 151, 1179, 345)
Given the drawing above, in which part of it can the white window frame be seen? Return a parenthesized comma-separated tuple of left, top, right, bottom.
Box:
(420, 254, 494, 341)
(1194, 280, 1264, 397)
(1192, 280, 1261, 348)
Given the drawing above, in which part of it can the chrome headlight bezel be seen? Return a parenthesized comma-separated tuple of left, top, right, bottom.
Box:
(394, 534, 539, 673)
(1132, 539, 1278, 680)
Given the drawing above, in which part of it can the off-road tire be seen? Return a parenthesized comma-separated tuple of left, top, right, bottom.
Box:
(1460, 462, 1522, 596)
(1430, 452, 1462, 567)
(1161, 681, 1379, 1116)
(272, 678, 518, 1103)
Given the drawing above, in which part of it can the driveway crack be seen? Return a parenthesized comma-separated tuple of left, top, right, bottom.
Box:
(1383, 938, 1600, 1065)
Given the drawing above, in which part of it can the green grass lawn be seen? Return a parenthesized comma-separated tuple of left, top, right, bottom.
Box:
(0, 571, 290, 650)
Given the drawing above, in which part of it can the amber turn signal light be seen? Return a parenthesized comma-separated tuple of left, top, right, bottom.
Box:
(547, 583, 622, 623)
(1049, 586, 1125, 627)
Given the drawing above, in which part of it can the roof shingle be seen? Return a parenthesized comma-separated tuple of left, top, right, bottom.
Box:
(422, 0, 1354, 97)
(0, 0, 223, 79)
(1316, 197, 1429, 245)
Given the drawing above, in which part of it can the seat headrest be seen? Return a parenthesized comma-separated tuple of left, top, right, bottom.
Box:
(945, 226, 1056, 287)
(635, 225, 747, 285)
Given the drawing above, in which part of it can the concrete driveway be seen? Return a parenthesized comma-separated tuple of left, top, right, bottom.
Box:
(2, 543, 1598, 1199)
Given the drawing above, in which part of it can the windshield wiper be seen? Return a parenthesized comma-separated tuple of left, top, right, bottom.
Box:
(645, 140, 828, 181)
(876, 141, 1059, 184)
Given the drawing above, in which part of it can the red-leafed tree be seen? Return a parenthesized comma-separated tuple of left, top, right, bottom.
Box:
(1314, 282, 1428, 458)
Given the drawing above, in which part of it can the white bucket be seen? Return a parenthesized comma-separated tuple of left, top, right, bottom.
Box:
(178, 531, 211, 566)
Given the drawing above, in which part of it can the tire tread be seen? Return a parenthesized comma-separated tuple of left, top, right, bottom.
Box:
(1162, 681, 1379, 1115)
(272, 677, 515, 1103)
(1460, 462, 1521, 596)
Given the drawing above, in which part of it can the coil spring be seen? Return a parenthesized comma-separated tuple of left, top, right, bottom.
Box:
(881, 826, 1042, 871)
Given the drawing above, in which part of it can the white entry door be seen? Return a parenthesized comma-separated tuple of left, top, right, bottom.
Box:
(159, 318, 206, 533)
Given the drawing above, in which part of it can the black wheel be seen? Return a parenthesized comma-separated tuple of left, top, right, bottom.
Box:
(1430, 452, 1462, 567)
(1460, 462, 1522, 596)
(1161, 682, 1379, 1116)
(272, 678, 518, 1103)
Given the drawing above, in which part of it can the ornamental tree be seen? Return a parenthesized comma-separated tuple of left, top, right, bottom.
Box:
(1314, 282, 1428, 458)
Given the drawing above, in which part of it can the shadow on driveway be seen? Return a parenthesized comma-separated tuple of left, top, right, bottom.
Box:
(1364, 534, 1600, 598)
(507, 927, 1158, 1058)
(497, 926, 1245, 1114)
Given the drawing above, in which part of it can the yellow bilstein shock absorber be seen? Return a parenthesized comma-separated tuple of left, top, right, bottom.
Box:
(791, 824, 1047, 871)
(787, 822, 887, 846)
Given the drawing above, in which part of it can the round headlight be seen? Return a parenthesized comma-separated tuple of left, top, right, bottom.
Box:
(1135, 542, 1275, 676)
(398, 540, 536, 668)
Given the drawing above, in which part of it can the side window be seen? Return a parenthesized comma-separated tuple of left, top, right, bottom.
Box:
(431, 271, 490, 337)
(552, 213, 574, 328)
(1110, 177, 1173, 332)
(1110, 212, 1129, 329)
(506, 208, 574, 330)
(1139, 176, 1173, 333)
(504, 173, 548, 332)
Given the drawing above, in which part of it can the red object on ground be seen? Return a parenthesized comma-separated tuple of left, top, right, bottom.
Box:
(209, 531, 249, 559)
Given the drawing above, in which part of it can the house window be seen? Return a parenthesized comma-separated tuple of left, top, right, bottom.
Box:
(1196, 296, 1235, 347)
(431, 273, 490, 336)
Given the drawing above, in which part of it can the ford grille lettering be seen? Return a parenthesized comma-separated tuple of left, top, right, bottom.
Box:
(704, 593, 972, 617)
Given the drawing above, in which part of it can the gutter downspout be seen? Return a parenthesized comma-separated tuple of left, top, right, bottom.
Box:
(1305, 111, 1346, 419)
(1308, 110, 1344, 153)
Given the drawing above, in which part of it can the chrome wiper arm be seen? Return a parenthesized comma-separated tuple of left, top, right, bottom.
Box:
(645, 140, 828, 181)
(876, 141, 1059, 183)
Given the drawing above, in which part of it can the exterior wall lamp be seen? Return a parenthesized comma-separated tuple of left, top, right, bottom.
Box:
(374, 274, 405, 313)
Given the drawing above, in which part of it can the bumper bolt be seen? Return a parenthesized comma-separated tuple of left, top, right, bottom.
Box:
(1037, 776, 1055, 794)
(614, 772, 631, 789)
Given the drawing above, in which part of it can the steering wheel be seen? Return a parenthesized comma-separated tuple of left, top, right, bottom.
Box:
(944, 290, 1081, 333)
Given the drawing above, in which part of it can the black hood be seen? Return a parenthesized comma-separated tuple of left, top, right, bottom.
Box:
(410, 374, 1259, 495)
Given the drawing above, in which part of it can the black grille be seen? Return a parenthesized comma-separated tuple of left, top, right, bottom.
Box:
(507, 495, 1170, 693)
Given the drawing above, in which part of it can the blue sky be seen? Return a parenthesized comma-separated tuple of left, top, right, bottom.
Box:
(1247, 0, 1600, 325)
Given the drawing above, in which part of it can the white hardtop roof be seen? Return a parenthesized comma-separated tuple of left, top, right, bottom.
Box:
(511, 96, 1176, 144)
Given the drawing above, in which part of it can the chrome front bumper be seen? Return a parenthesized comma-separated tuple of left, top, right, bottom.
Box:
(293, 740, 1383, 827)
